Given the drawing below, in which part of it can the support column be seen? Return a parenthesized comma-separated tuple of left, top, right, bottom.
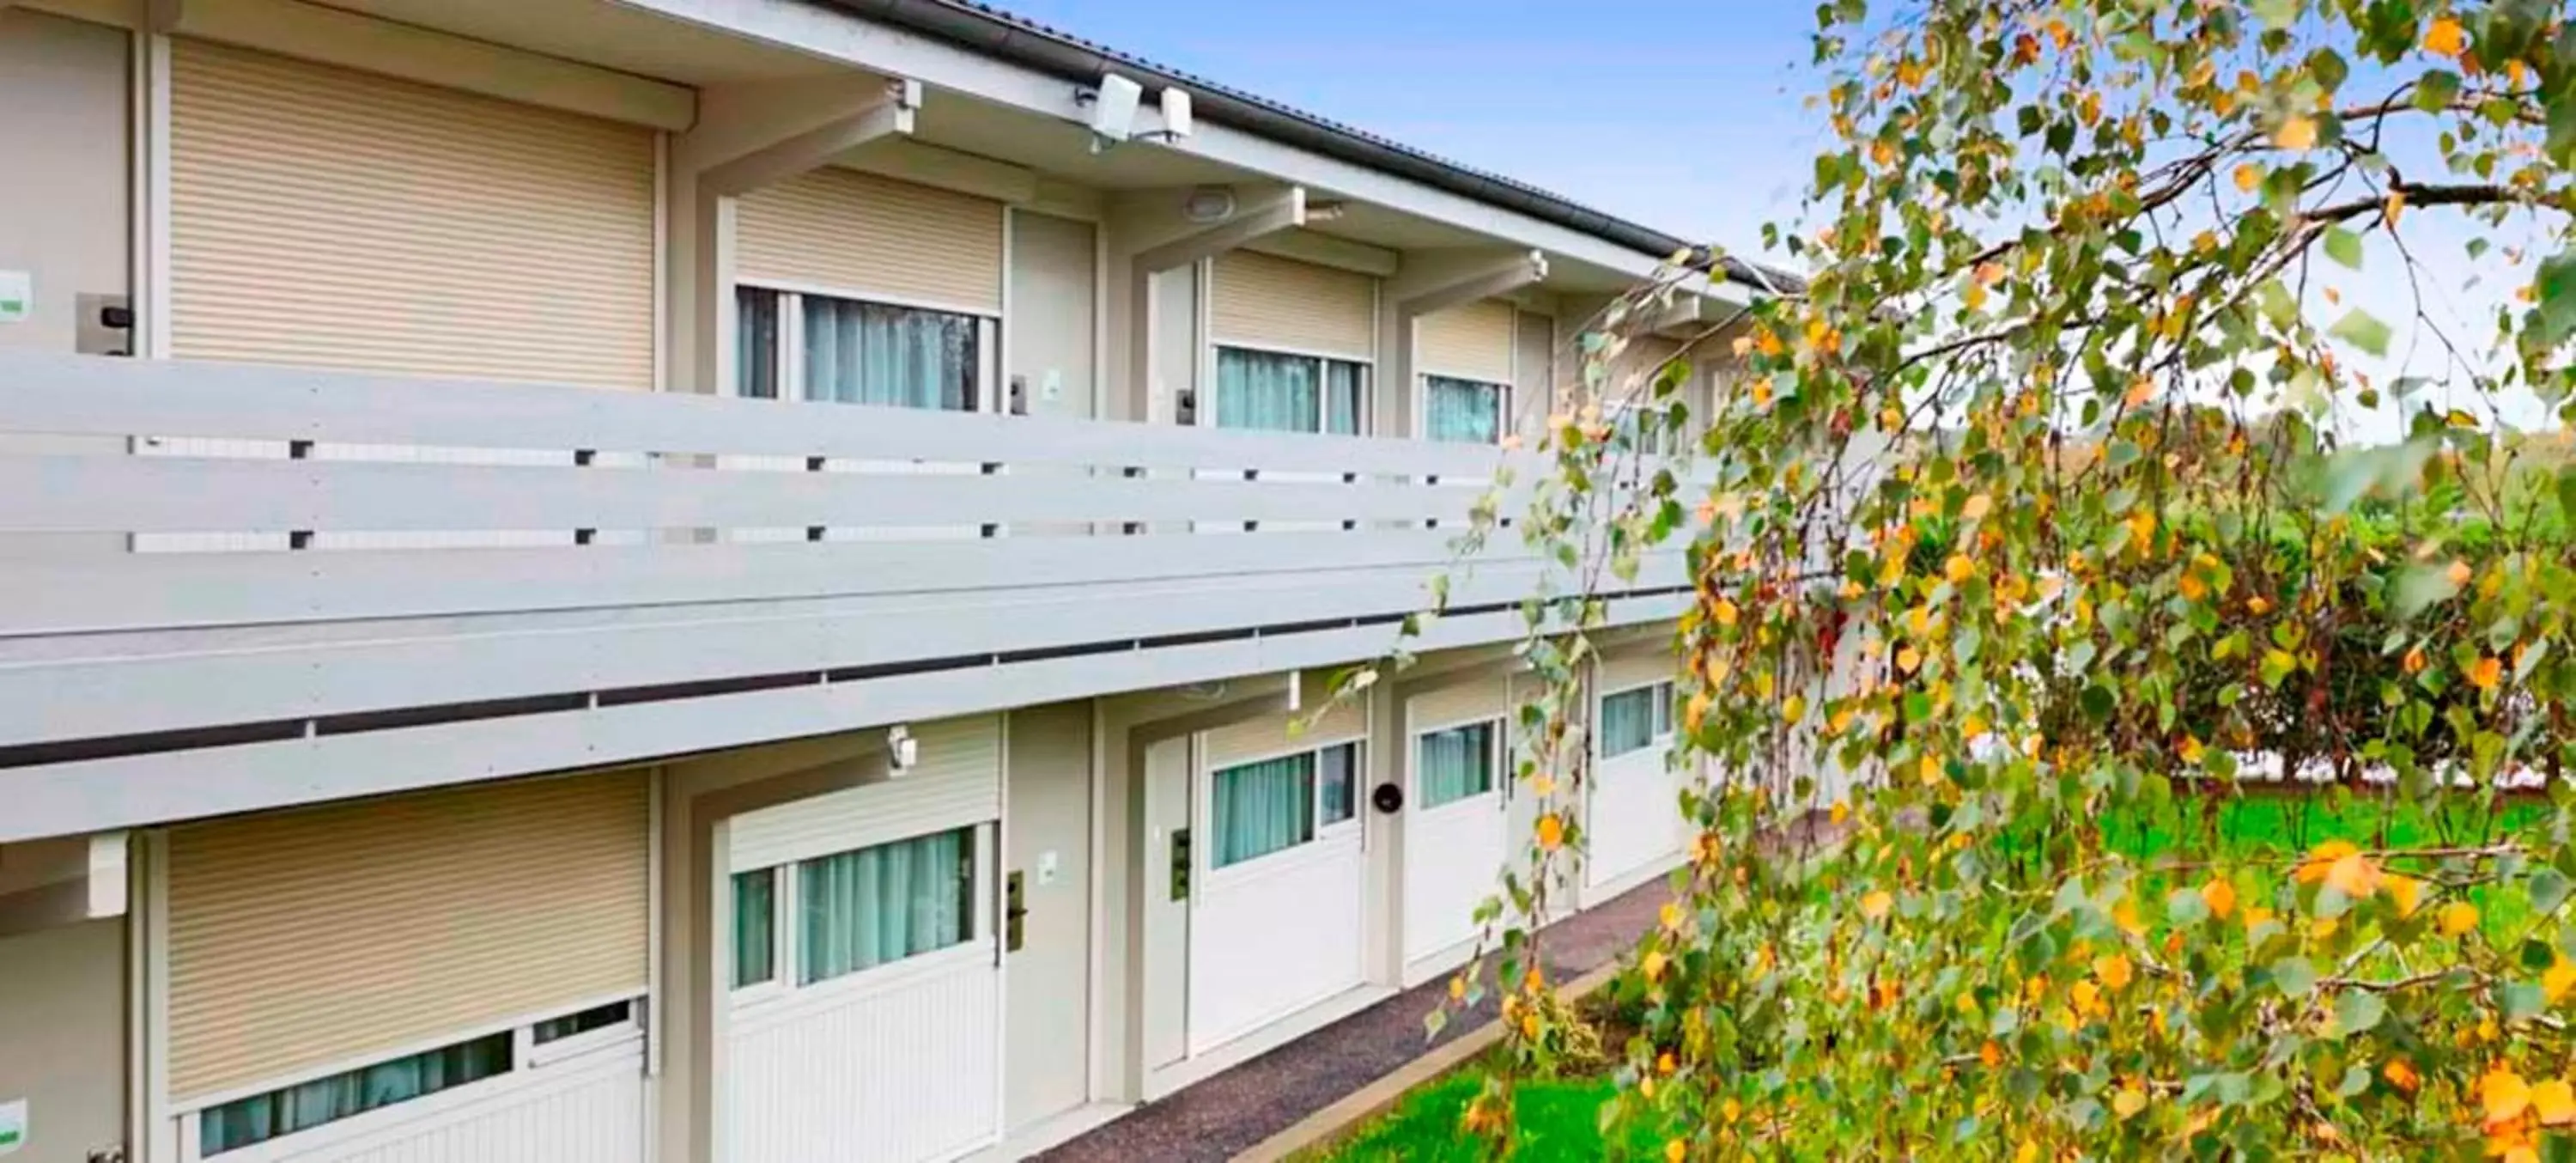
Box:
(1382, 249, 1548, 438)
(1107, 186, 1305, 425)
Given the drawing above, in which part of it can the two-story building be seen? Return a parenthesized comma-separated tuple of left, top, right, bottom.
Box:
(0, 1, 1770, 1160)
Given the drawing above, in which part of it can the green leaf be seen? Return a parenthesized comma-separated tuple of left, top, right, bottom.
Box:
(2328, 308, 2392, 356)
(2332, 990, 2385, 1037)
(2533, 868, 2573, 915)
(2272, 956, 2319, 998)
(2504, 981, 2547, 1021)
(2324, 227, 2364, 270)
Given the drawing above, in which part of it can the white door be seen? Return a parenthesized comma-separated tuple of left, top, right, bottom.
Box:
(1186, 740, 1366, 1054)
(1402, 715, 1510, 977)
(1587, 680, 1681, 890)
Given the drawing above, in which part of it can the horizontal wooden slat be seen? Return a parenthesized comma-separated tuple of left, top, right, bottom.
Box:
(0, 351, 1513, 478)
(0, 592, 1692, 844)
(0, 455, 1504, 533)
(0, 553, 1687, 747)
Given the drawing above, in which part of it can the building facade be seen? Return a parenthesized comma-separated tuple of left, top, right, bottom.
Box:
(0, 1, 1762, 1160)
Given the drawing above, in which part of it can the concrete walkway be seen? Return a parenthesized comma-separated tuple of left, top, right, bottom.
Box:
(1031, 877, 1673, 1163)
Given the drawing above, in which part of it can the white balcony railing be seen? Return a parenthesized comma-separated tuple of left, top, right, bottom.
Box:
(0, 351, 1691, 795)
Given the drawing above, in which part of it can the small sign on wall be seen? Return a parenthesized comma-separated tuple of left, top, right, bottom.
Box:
(0, 271, 29, 325)
(0, 1097, 27, 1156)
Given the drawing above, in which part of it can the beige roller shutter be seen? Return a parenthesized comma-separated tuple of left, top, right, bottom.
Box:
(737, 168, 1003, 314)
(169, 40, 655, 389)
(728, 714, 1004, 871)
(1202, 700, 1368, 772)
(1211, 251, 1375, 359)
(1417, 299, 1514, 383)
(167, 772, 650, 1102)
(1409, 674, 1509, 735)
(1600, 651, 1680, 694)
(1616, 336, 1685, 396)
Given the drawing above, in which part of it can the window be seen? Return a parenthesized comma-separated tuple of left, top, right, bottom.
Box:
(1609, 404, 1680, 456)
(1210, 740, 1364, 868)
(732, 868, 777, 989)
(1417, 721, 1499, 807)
(1600, 681, 1677, 758)
(736, 286, 988, 410)
(797, 827, 976, 984)
(197, 1032, 513, 1156)
(1213, 346, 1367, 434)
(1424, 374, 1507, 444)
(532, 1000, 633, 1045)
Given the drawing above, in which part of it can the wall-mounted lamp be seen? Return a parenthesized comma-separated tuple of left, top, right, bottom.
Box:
(887, 724, 920, 775)
(1073, 73, 1144, 154)
(1181, 185, 1236, 223)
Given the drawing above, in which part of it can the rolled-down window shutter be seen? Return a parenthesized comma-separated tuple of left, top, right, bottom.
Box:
(1211, 251, 1375, 360)
(168, 40, 656, 389)
(1200, 700, 1368, 772)
(726, 715, 1005, 872)
(166, 772, 651, 1103)
(736, 168, 1005, 315)
(1416, 299, 1515, 384)
(1409, 677, 1508, 735)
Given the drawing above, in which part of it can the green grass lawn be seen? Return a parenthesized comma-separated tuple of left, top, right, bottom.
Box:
(1316, 1074, 1662, 1162)
(2102, 792, 2545, 860)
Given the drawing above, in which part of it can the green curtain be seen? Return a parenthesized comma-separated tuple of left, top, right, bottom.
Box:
(1599, 686, 1660, 758)
(1418, 722, 1498, 807)
(1324, 361, 1365, 435)
(1212, 752, 1315, 866)
(1319, 742, 1359, 825)
(1424, 375, 1504, 444)
(198, 1032, 513, 1155)
(1216, 347, 1321, 431)
(732, 869, 775, 988)
(803, 296, 976, 409)
(737, 287, 782, 399)
(799, 828, 973, 984)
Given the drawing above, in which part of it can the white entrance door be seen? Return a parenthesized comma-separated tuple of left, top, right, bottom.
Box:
(1187, 740, 1366, 1054)
(1587, 680, 1681, 890)
(1402, 715, 1510, 978)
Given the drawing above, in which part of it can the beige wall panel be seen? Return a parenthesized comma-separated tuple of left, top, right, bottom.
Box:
(167, 772, 650, 1101)
(170, 40, 656, 388)
(1408, 673, 1509, 735)
(1210, 251, 1374, 359)
(1416, 299, 1514, 384)
(0, 919, 124, 1160)
(736, 167, 1004, 314)
(0, 9, 129, 356)
(1200, 699, 1367, 772)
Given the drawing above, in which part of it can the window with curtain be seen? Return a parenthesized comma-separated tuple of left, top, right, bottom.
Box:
(1319, 741, 1359, 825)
(197, 1032, 514, 1155)
(1609, 404, 1678, 456)
(1212, 752, 1315, 868)
(732, 868, 776, 989)
(1600, 681, 1676, 758)
(803, 296, 978, 410)
(1215, 346, 1367, 434)
(1424, 375, 1506, 444)
(1417, 721, 1498, 807)
(738, 286, 783, 400)
(797, 827, 976, 984)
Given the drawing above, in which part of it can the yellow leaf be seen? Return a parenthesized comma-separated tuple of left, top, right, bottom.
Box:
(2094, 953, 2134, 990)
(2233, 162, 2262, 193)
(1660, 902, 1684, 930)
(2536, 1079, 2576, 1126)
(1535, 813, 1564, 851)
(2111, 1084, 2147, 1118)
(2247, 594, 2273, 616)
(1962, 494, 1993, 521)
(1897, 646, 1923, 673)
(2385, 874, 2424, 916)
(2545, 955, 2576, 1003)
(2325, 852, 2382, 898)
(2385, 188, 2406, 227)
(1713, 597, 1740, 627)
(2113, 897, 2146, 936)
(2484, 1065, 2533, 1125)
(1520, 1013, 1540, 1040)
(1945, 553, 1976, 582)
(1643, 950, 1668, 981)
(2470, 656, 2503, 691)
(1861, 890, 1894, 920)
(1665, 1139, 1687, 1163)
(2273, 114, 2318, 151)
(1449, 975, 1467, 1002)
(1830, 800, 1850, 825)
(2424, 16, 2466, 59)
(1657, 1051, 1676, 1075)
(2070, 978, 2103, 1017)
(1783, 694, 1807, 723)
(2384, 1058, 2421, 1093)
(2202, 879, 2237, 920)
(1870, 139, 1896, 167)
(2442, 901, 2482, 938)
(2296, 840, 2360, 885)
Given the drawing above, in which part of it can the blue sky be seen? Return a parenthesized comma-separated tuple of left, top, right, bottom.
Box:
(995, 0, 1829, 260)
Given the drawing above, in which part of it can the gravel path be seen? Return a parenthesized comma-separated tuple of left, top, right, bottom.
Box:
(1030, 877, 1672, 1163)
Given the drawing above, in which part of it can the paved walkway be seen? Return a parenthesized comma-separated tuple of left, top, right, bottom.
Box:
(1032, 878, 1673, 1163)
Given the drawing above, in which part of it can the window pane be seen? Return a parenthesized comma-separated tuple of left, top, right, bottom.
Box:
(1601, 686, 1662, 758)
(1653, 682, 1675, 736)
(802, 296, 978, 410)
(737, 288, 782, 399)
(1612, 405, 1674, 455)
(199, 1032, 513, 1155)
(532, 1000, 632, 1044)
(1319, 742, 1359, 825)
(1324, 361, 1366, 435)
(798, 828, 975, 984)
(1424, 375, 1504, 444)
(1212, 752, 1315, 866)
(1418, 722, 1498, 807)
(732, 869, 776, 989)
(1215, 347, 1322, 432)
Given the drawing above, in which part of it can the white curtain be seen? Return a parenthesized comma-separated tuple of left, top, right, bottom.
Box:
(1418, 722, 1497, 807)
(1424, 375, 1504, 444)
(1212, 753, 1315, 866)
(798, 828, 973, 983)
(803, 296, 977, 410)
